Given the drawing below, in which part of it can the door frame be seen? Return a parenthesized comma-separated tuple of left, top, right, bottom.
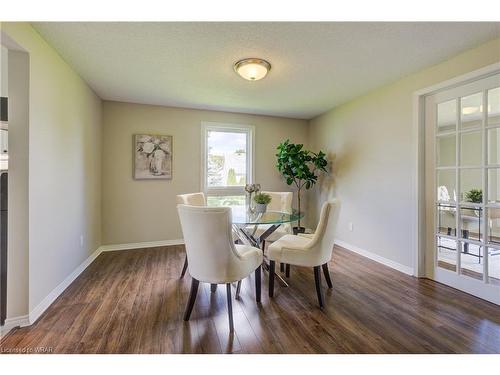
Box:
(413, 62, 500, 278)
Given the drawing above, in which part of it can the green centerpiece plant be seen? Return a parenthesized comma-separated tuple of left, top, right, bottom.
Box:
(254, 192, 272, 214)
(465, 189, 482, 203)
(276, 140, 328, 233)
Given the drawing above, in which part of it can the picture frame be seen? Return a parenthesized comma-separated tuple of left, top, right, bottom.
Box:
(133, 134, 173, 180)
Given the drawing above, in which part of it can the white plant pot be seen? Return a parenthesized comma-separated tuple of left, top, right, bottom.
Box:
(255, 203, 267, 214)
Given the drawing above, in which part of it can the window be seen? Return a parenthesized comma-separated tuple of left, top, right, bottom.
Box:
(201, 122, 254, 206)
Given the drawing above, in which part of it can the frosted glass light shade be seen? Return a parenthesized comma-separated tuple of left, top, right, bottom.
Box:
(234, 58, 271, 81)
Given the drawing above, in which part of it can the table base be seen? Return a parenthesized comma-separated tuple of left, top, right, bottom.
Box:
(233, 223, 289, 288)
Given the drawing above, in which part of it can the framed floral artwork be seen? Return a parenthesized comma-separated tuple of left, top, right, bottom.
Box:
(134, 134, 172, 179)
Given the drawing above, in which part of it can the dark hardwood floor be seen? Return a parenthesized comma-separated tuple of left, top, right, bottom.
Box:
(1, 245, 500, 353)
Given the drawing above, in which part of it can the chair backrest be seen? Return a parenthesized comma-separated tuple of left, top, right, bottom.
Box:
(309, 200, 340, 264)
(176, 192, 206, 206)
(261, 191, 293, 232)
(262, 191, 293, 213)
(177, 204, 242, 283)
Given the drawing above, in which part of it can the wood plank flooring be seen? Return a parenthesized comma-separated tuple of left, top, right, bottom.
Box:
(1, 245, 500, 353)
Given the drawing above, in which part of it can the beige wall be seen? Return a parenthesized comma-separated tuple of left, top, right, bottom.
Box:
(5, 49, 29, 320)
(0, 46, 7, 97)
(1, 23, 102, 317)
(309, 37, 500, 270)
(102, 101, 308, 245)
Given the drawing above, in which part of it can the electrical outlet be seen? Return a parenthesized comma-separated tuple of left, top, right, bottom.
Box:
(80, 235, 84, 248)
(348, 222, 353, 232)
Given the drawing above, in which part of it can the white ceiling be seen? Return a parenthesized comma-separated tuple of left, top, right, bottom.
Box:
(32, 22, 500, 119)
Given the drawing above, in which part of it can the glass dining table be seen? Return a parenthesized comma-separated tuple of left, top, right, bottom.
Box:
(231, 206, 303, 248)
(230, 206, 304, 289)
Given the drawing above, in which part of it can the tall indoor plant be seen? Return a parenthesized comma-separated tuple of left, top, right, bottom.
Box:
(276, 140, 328, 233)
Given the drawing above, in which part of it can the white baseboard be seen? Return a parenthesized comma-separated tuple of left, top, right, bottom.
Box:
(335, 239, 414, 276)
(29, 239, 184, 324)
(2, 248, 104, 338)
(28, 246, 104, 325)
(0, 315, 30, 339)
(99, 239, 184, 252)
(1, 239, 184, 338)
(2, 238, 411, 339)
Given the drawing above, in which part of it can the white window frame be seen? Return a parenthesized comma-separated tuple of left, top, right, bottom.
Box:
(201, 121, 255, 197)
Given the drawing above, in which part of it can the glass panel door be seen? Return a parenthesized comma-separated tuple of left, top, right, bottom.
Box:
(425, 72, 500, 305)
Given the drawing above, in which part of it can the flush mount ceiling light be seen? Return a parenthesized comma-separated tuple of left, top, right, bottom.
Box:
(233, 58, 271, 81)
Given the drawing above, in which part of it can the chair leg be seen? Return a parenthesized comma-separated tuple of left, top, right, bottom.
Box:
(322, 263, 333, 288)
(313, 266, 324, 308)
(235, 280, 242, 299)
(280, 263, 285, 272)
(226, 283, 234, 332)
(183, 278, 199, 321)
(269, 261, 275, 297)
(261, 240, 266, 251)
(255, 266, 261, 303)
(210, 284, 217, 293)
(285, 264, 290, 278)
(180, 255, 188, 278)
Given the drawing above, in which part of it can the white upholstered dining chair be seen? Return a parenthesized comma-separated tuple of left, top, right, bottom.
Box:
(177, 205, 263, 331)
(267, 199, 340, 308)
(177, 192, 206, 206)
(176, 192, 206, 278)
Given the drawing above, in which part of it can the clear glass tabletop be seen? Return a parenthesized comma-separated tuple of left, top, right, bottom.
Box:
(231, 206, 303, 225)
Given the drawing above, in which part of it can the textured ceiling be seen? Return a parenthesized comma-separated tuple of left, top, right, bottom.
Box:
(33, 22, 500, 119)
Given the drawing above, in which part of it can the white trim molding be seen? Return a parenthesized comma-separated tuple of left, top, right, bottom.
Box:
(29, 240, 184, 324)
(336, 239, 414, 276)
(99, 239, 184, 252)
(29, 240, 184, 323)
(0, 315, 30, 339)
(0, 239, 185, 338)
(29, 246, 104, 324)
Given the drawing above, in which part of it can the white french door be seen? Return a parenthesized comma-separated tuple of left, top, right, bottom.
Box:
(425, 72, 500, 305)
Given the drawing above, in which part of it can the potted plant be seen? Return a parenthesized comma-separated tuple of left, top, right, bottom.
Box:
(254, 192, 272, 214)
(276, 140, 328, 234)
(465, 188, 482, 203)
